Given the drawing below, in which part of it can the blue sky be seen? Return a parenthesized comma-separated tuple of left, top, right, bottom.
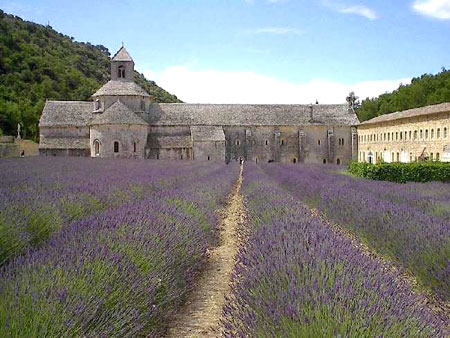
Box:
(2, 0, 450, 103)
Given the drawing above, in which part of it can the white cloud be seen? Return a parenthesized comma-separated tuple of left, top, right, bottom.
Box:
(323, 1, 378, 20)
(413, 0, 450, 19)
(245, 27, 304, 35)
(338, 5, 378, 20)
(144, 66, 409, 104)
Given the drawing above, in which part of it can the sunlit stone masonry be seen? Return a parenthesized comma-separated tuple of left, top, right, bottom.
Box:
(357, 103, 450, 163)
(39, 46, 360, 164)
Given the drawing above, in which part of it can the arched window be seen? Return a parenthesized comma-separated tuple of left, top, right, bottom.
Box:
(323, 159, 327, 164)
(281, 139, 285, 146)
(292, 158, 297, 164)
(437, 128, 441, 138)
(114, 141, 119, 153)
(207, 156, 211, 161)
(425, 129, 429, 139)
(94, 99, 101, 111)
(118, 66, 125, 78)
(318, 139, 321, 146)
(236, 140, 240, 146)
(337, 158, 341, 165)
(133, 142, 137, 153)
(444, 127, 448, 138)
(265, 140, 268, 145)
(93, 140, 100, 156)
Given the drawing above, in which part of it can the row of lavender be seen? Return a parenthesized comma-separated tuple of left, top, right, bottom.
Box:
(223, 164, 447, 337)
(0, 157, 214, 264)
(0, 159, 239, 336)
(260, 164, 450, 301)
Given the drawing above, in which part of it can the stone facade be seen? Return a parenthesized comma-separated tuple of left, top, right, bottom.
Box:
(357, 103, 450, 163)
(39, 46, 360, 164)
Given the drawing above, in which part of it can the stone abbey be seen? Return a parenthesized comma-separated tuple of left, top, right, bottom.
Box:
(39, 46, 360, 164)
(39, 46, 450, 164)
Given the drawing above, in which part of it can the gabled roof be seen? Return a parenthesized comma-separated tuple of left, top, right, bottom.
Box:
(90, 100, 147, 126)
(154, 136, 193, 149)
(112, 46, 133, 62)
(39, 101, 93, 127)
(39, 137, 89, 149)
(359, 102, 450, 126)
(140, 103, 359, 126)
(191, 126, 225, 141)
(92, 80, 150, 97)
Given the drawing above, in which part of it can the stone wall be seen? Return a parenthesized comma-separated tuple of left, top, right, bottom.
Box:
(358, 111, 450, 163)
(193, 141, 225, 161)
(90, 124, 147, 159)
(39, 148, 89, 157)
(223, 125, 353, 164)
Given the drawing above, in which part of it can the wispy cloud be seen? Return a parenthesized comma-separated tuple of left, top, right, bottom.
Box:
(245, 27, 304, 36)
(144, 66, 409, 104)
(412, 0, 450, 19)
(323, 1, 378, 20)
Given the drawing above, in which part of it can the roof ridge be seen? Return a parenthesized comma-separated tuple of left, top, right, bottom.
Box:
(112, 46, 133, 62)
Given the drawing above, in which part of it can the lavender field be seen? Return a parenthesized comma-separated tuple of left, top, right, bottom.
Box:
(260, 163, 450, 302)
(0, 158, 448, 336)
(0, 158, 239, 336)
(223, 164, 448, 337)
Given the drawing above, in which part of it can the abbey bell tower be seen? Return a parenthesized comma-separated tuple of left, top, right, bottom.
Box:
(110, 46, 135, 82)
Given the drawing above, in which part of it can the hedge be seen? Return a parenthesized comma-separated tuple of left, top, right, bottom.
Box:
(348, 161, 450, 183)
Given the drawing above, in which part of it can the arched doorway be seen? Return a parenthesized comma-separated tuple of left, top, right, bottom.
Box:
(336, 158, 341, 165)
(367, 152, 374, 164)
(292, 157, 297, 164)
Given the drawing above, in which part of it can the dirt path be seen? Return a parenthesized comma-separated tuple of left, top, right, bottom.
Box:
(166, 165, 245, 338)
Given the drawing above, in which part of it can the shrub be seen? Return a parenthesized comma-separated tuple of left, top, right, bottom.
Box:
(349, 161, 450, 183)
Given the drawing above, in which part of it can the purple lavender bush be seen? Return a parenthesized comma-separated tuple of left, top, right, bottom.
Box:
(260, 163, 450, 301)
(223, 164, 447, 337)
(0, 157, 215, 264)
(0, 158, 239, 336)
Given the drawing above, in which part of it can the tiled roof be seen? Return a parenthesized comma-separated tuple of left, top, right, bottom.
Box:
(39, 101, 93, 127)
(112, 46, 133, 62)
(149, 136, 193, 149)
(359, 102, 450, 126)
(141, 103, 359, 126)
(92, 80, 150, 97)
(191, 126, 225, 141)
(90, 100, 148, 126)
(39, 137, 89, 149)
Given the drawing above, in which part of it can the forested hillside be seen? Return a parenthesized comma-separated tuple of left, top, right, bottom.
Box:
(0, 10, 181, 141)
(357, 68, 450, 122)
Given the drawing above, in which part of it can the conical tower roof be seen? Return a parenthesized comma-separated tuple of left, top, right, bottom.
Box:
(112, 46, 134, 62)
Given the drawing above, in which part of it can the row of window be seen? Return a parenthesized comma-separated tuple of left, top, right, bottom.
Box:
(359, 151, 441, 163)
(93, 140, 137, 155)
(233, 139, 346, 147)
(360, 127, 448, 143)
